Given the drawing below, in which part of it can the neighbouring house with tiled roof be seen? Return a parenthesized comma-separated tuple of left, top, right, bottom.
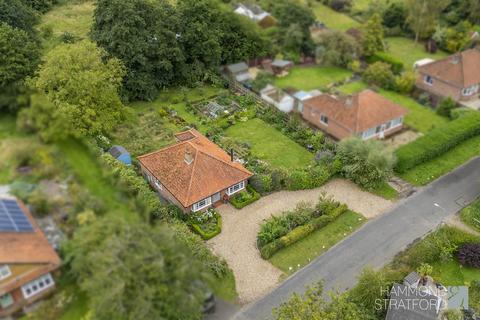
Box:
(301, 89, 408, 140)
(0, 198, 61, 318)
(416, 48, 480, 105)
(234, 4, 275, 28)
(138, 129, 253, 213)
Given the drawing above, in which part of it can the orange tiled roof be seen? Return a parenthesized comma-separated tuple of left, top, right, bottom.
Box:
(303, 90, 408, 134)
(138, 129, 253, 207)
(418, 48, 480, 88)
(0, 199, 61, 293)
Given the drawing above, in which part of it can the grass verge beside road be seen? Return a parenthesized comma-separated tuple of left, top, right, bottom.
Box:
(460, 199, 480, 232)
(399, 135, 480, 186)
(269, 210, 366, 274)
(225, 118, 314, 169)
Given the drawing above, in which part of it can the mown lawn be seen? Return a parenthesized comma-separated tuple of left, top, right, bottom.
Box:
(225, 118, 314, 169)
(366, 182, 398, 200)
(269, 211, 366, 274)
(399, 135, 480, 186)
(385, 37, 449, 70)
(460, 199, 480, 232)
(336, 81, 448, 133)
(312, 3, 360, 31)
(274, 66, 353, 91)
(38, 0, 95, 52)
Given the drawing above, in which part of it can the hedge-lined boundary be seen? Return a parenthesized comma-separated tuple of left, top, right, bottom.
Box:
(190, 215, 222, 240)
(230, 185, 261, 209)
(367, 52, 404, 74)
(395, 113, 480, 173)
(260, 205, 348, 259)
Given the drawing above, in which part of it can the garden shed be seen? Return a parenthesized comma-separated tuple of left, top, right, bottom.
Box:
(108, 145, 132, 165)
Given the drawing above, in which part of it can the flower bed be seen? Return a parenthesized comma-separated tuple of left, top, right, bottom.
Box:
(257, 195, 349, 259)
(189, 209, 222, 240)
(230, 185, 261, 209)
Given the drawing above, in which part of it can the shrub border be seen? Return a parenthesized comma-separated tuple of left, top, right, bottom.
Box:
(230, 185, 261, 209)
(259, 205, 348, 259)
(190, 214, 222, 240)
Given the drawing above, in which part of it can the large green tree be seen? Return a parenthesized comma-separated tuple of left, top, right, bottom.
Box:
(33, 40, 125, 138)
(0, 0, 38, 34)
(67, 217, 209, 320)
(362, 13, 385, 57)
(0, 23, 40, 111)
(316, 30, 360, 67)
(92, 0, 183, 101)
(405, 0, 451, 42)
(270, 0, 316, 56)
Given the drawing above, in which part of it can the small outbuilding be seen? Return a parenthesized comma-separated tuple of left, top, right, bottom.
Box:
(225, 62, 252, 83)
(271, 59, 293, 76)
(108, 145, 132, 165)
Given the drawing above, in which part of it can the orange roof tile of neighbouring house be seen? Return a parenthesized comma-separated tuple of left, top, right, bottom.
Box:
(138, 129, 253, 208)
(303, 89, 408, 134)
(417, 48, 480, 88)
(0, 198, 61, 293)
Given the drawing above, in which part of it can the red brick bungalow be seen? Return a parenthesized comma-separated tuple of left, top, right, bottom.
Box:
(0, 198, 61, 318)
(301, 89, 408, 140)
(416, 48, 480, 103)
(138, 129, 253, 213)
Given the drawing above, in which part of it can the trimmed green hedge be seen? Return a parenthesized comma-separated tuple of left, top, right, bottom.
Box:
(395, 113, 480, 173)
(190, 215, 222, 240)
(260, 205, 348, 259)
(230, 185, 261, 209)
(367, 52, 404, 74)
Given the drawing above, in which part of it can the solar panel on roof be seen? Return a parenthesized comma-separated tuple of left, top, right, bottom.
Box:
(0, 199, 34, 233)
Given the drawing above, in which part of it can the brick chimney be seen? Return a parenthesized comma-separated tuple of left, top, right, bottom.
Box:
(230, 148, 235, 162)
(345, 96, 353, 108)
(184, 146, 194, 165)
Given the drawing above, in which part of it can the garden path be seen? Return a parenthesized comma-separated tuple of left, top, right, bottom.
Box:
(208, 178, 393, 304)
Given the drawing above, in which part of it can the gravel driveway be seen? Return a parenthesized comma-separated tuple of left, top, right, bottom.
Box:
(208, 178, 394, 304)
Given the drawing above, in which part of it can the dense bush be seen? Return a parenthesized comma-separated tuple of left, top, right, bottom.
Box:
(171, 222, 229, 277)
(230, 185, 261, 209)
(336, 137, 395, 189)
(457, 243, 480, 268)
(394, 71, 416, 94)
(362, 62, 395, 90)
(395, 113, 480, 173)
(315, 30, 360, 68)
(436, 97, 457, 119)
(367, 52, 404, 74)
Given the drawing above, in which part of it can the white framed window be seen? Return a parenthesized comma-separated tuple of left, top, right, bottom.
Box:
(320, 115, 329, 125)
(362, 127, 376, 139)
(462, 85, 479, 96)
(21, 273, 54, 299)
(391, 117, 403, 127)
(424, 75, 434, 86)
(192, 197, 212, 212)
(0, 293, 13, 309)
(227, 181, 245, 196)
(0, 265, 11, 281)
(153, 178, 163, 191)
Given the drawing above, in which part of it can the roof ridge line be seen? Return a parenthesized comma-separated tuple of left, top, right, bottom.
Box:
(195, 147, 252, 176)
(137, 141, 188, 159)
(185, 141, 199, 205)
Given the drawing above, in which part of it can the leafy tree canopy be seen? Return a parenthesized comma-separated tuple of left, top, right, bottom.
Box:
(92, 0, 184, 101)
(0, 0, 38, 34)
(33, 40, 126, 138)
(66, 217, 209, 320)
(0, 23, 40, 111)
(362, 13, 385, 57)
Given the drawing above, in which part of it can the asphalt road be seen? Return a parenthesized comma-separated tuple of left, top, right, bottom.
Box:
(234, 157, 480, 320)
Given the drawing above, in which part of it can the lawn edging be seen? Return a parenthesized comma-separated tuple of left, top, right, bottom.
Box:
(230, 185, 261, 209)
(260, 204, 348, 259)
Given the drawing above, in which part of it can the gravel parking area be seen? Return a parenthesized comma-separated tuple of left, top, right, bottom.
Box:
(208, 178, 394, 303)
